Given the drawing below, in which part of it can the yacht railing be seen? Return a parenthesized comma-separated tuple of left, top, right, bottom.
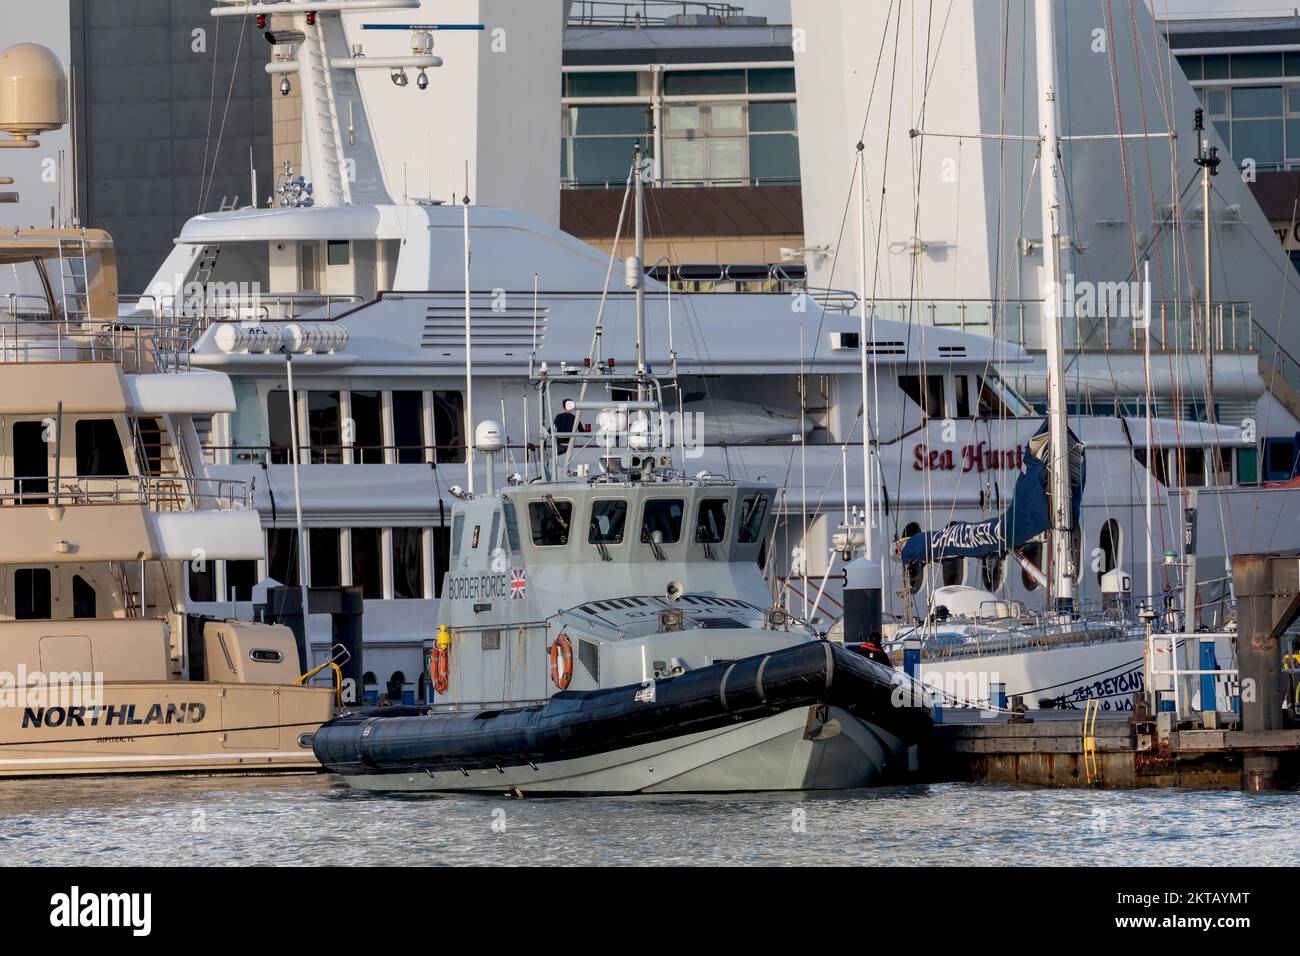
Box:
(0, 475, 252, 512)
(0, 315, 194, 372)
(124, 292, 363, 327)
(568, 0, 747, 26)
(807, 294, 1256, 355)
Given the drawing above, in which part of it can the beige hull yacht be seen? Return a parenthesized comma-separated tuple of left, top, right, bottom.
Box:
(0, 42, 334, 776)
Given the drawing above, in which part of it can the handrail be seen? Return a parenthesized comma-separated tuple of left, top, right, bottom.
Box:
(0, 474, 251, 511)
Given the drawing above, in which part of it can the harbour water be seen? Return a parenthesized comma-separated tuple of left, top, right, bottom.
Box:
(2, 775, 1295, 866)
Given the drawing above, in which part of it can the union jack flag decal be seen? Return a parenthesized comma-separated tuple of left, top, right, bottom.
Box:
(510, 568, 527, 600)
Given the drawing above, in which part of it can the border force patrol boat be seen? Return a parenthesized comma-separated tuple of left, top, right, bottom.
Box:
(311, 154, 933, 793)
(312, 363, 933, 793)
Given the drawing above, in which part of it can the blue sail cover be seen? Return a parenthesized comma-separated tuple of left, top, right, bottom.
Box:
(899, 423, 1083, 565)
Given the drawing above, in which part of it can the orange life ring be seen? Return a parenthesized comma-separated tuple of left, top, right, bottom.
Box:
(430, 645, 450, 695)
(550, 633, 574, 690)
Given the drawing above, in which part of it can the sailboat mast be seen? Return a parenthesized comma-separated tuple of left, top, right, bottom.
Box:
(632, 142, 647, 400)
(857, 144, 875, 561)
(1194, 108, 1220, 425)
(1034, 0, 1074, 611)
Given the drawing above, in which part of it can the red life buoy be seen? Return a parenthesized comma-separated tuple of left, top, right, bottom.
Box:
(550, 633, 574, 690)
(430, 645, 450, 694)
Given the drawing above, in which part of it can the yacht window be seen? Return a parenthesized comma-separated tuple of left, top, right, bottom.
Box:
(977, 373, 1032, 419)
(980, 553, 1003, 591)
(942, 557, 964, 587)
(308, 392, 342, 464)
(955, 376, 972, 418)
(737, 495, 770, 544)
(267, 529, 300, 586)
(898, 375, 946, 419)
(351, 528, 383, 599)
(589, 500, 628, 544)
(299, 242, 319, 292)
(642, 499, 684, 545)
(72, 574, 97, 619)
(529, 498, 573, 547)
(226, 560, 256, 602)
(433, 391, 466, 464)
(392, 528, 424, 599)
(432, 526, 451, 598)
(267, 390, 294, 465)
(392, 391, 425, 464)
(1135, 447, 1170, 486)
(488, 512, 501, 554)
(1180, 448, 1207, 488)
(13, 420, 49, 505)
(349, 390, 384, 464)
(502, 501, 522, 552)
(14, 568, 52, 620)
(75, 419, 129, 476)
(326, 240, 351, 266)
(1097, 520, 1121, 585)
(695, 499, 729, 544)
(188, 559, 215, 603)
(311, 528, 341, 587)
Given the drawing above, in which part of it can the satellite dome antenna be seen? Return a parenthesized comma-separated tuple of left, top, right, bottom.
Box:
(0, 42, 68, 204)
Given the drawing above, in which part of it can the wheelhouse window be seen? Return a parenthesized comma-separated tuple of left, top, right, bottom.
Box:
(310, 528, 341, 587)
(955, 376, 972, 418)
(589, 500, 628, 544)
(977, 373, 1032, 419)
(695, 499, 728, 544)
(641, 499, 684, 545)
(529, 498, 573, 546)
(737, 494, 770, 544)
(72, 574, 97, 619)
(898, 374, 946, 419)
(14, 420, 49, 504)
(75, 419, 129, 476)
(14, 568, 52, 620)
(502, 500, 522, 552)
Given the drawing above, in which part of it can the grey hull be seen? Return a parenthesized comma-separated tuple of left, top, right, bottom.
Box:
(337, 705, 904, 795)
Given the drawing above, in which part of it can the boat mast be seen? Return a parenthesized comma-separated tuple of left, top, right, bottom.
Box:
(1193, 108, 1220, 426)
(463, 180, 475, 494)
(632, 142, 647, 401)
(1033, 0, 1074, 613)
(856, 143, 875, 561)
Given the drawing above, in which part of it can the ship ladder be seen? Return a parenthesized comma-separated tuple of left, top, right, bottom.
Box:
(1082, 697, 1100, 786)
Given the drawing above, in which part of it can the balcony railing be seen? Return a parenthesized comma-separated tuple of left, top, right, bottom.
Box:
(0, 475, 252, 512)
(568, 1, 747, 27)
(0, 313, 195, 373)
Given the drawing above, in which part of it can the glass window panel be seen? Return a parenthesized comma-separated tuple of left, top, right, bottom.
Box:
(350, 528, 383, 599)
(710, 103, 743, 130)
(310, 528, 341, 587)
(391, 390, 424, 464)
(75, 419, 129, 476)
(71, 575, 96, 619)
(432, 525, 450, 598)
(749, 101, 797, 132)
(737, 495, 769, 544)
(349, 389, 384, 464)
(571, 136, 651, 185)
(1289, 87, 1300, 114)
(748, 133, 800, 182)
(226, 560, 256, 602)
(267, 528, 299, 586)
(1202, 55, 1229, 79)
(568, 105, 649, 136)
(1232, 52, 1283, 78)
(267, 390, 293, 465)
(14, 568, 51, 620)
(502, 500, 522, 551)
(188, 560, 215, 603)
(667, 105, 701, 131)
(392, 527, 423, 599)
(326, 240, 350, 266)
(663, 69, 745, 95)
(1231, 118, 1284, 165)
(641, 499, 684, 545)
(1231, 86, 1282, 118)
(432, 390, 464, 464)
(567, 71, 638, 97)
(1205, 88, 1228, 118)
(1288, 53, 1300, 77)
(307, 391, 341, 464)
(668, 139, 705, 181)
(588, 500, 628, 544)
(1177, 56, 1202, 81)
(529, 499, 573, 546)
(748, 67, 796, 93)
(695, 499, 728, 544)
(709, 138, 744, 180)
(1288, 119, 1300, 158)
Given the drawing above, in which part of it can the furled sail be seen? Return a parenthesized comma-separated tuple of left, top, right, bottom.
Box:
(897, 422, 1084, 564)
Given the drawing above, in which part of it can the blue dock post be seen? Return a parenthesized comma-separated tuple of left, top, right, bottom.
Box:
(1199, 636, 1218, 714)
(991, 682, 1008, 712)
(903, 639, 921, 680)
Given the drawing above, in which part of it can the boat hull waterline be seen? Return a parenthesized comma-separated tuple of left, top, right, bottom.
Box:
(313, 642, 933, 794)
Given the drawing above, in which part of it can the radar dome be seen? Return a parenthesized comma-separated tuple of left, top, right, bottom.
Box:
(475, 420, 504, 452)
(0, 43, 67, 144)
